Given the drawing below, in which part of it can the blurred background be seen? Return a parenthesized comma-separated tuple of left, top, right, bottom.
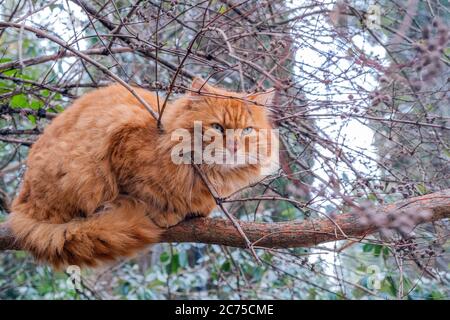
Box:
(0, 0, 449, 299)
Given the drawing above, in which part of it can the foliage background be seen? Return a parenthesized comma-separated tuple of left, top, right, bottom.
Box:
(0, 0, 449, 299)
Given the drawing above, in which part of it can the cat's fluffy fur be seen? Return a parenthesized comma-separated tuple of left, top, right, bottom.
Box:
(8, 78, 275, 268)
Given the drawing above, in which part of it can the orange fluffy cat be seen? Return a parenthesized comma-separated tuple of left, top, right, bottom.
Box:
(8, 78, 275, 268)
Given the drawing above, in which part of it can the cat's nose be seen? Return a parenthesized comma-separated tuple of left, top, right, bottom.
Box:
(227, 139, 240, 153)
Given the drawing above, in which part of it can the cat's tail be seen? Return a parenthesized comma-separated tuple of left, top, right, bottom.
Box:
(8, 197, 162, 269)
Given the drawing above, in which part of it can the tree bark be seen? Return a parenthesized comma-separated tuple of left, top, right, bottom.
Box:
(0, 189, 449, 251)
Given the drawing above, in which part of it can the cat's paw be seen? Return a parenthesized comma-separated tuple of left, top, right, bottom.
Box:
(151, 212, 185, 229)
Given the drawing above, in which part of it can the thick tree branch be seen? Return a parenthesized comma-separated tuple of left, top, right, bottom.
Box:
(0, 189, 449, 251)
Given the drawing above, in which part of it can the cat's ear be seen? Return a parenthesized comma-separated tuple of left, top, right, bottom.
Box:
(247, 89, 275, 107)
(189, 77, 216, 95)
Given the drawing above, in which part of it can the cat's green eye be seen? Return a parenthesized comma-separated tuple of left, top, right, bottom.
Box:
(242, 127, 253, 135)
(211, 123, 225, 133)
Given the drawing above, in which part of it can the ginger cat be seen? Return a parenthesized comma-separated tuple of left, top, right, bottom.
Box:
(8, 78, 276, 268)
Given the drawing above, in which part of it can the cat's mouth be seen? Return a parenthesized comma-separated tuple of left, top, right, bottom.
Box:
(170, 145, 270, 171)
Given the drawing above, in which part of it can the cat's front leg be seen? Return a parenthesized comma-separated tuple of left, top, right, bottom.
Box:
(150, 211, 186, 229)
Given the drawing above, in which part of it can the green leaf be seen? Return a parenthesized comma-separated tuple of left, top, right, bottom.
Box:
(383, 247, 390, 259)
(15, 273, 26, 284)
(380, 16, 394, 27)
(3, 69, 19, 76)
(30, 100, 44, 110)
(444, 148, 450, 159)
(168, 254, 180, 274)
(445, 47, 450, 57)
(280, 207, 297, 219)
(380, 278, 397, 297)
(385, 276, 397, 296)
(218, 6, 227, 14)
(160, 251, 170, 263)
(10, 94, 28, 108)
(221, 260, 231, 272)
(368, 193, 378, 202)
(429, 291, 445, 300)
(308, 288, 317, 299)
(373, 245, 382, 257)
(27, 114, 36, 124)
(14, 251, 27, 259)
(415, 183, 427, 195)
(362, 244, 374, 252)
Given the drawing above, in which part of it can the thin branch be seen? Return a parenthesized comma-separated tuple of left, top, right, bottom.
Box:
(0, 22, 160, 121)
(0, 46, 133, 72)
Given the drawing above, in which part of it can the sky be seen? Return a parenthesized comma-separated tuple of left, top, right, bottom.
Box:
(291, 0, 388, 280)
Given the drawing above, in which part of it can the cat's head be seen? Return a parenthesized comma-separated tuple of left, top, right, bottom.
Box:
(166, 78, 278, 174)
